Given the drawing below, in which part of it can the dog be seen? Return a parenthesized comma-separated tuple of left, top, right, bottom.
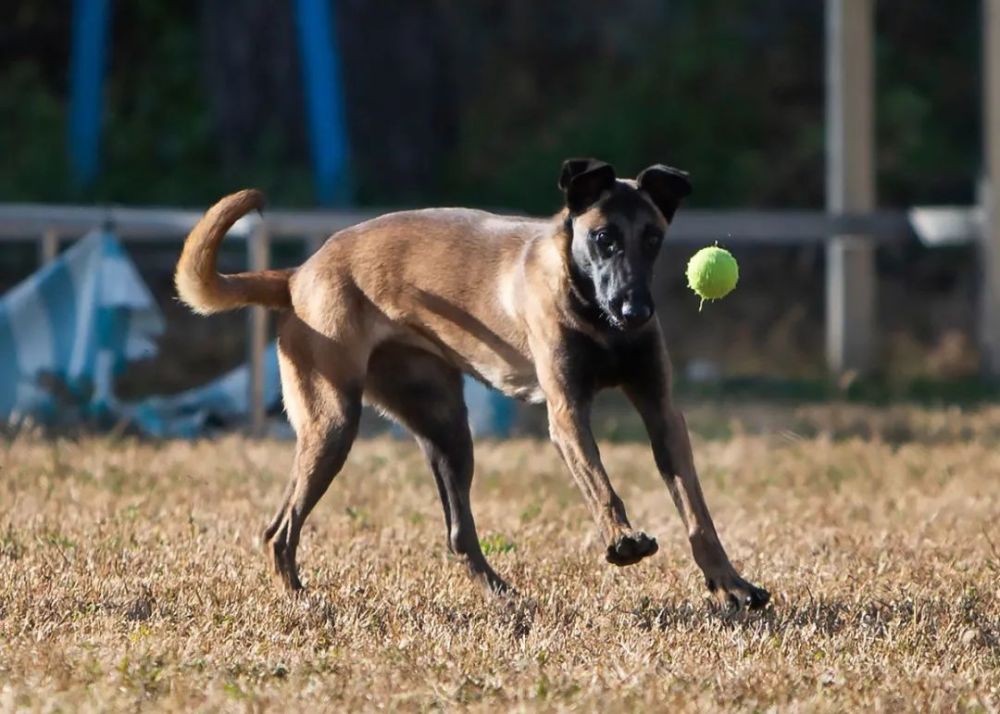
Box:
(175, 158, 770, 609)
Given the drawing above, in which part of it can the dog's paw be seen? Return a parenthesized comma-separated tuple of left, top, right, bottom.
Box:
(605, 531, 659, 566)
(705, 573, 770, 611)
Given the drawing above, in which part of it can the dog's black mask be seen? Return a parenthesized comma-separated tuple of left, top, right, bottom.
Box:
(559, 158, 691, 331)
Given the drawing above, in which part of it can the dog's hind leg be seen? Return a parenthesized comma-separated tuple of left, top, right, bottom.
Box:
(365, 344, 511, 595)
(263, 318, 364, 592)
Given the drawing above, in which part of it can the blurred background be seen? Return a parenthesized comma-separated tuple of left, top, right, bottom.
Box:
(1, 0, 996, 437)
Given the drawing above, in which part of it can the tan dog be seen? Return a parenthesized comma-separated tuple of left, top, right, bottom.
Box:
(175, 159, 769, 609)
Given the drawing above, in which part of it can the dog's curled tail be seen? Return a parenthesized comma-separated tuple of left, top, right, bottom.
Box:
(175, 189, 292, 315)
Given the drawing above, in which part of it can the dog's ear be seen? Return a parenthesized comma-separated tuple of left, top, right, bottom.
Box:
(559, 158, 616, 213)
(637, 164, 692, 222)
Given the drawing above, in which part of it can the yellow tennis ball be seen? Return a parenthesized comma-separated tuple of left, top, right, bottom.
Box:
(686, 245, 738, 310)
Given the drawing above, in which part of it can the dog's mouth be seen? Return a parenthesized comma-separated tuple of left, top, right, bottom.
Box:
(604, 302, 654, 331)
(602, 306, 654, 332)
(605, 314, 627, 331)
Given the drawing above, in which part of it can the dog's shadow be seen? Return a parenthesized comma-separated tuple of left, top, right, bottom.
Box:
(627, 590, 998, 646)
(636, 596, 849, 636)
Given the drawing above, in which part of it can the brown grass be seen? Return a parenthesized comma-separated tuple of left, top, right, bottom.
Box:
(1, 404, 999, 712)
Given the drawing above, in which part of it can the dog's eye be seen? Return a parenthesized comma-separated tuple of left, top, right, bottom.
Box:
(591, 230, 616, 256)
(645, 231, 663, 249)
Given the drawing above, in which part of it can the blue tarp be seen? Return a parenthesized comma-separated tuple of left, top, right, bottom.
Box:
(128, 344, 513, 439)
(0, 230, 162, 426)
(126, 342, 284, 438)
(1, 232, 514, 437)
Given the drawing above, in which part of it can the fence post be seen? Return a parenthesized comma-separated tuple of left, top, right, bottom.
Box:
(68, 0, 110, 186)
(982, 0, 1000, 376)
(39, 229, 59, 265)
(825, 0, 876, 374)
(248, 221, 270, 437)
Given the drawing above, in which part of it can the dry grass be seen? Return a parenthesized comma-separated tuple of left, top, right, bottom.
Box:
(1, 403, 999, 712)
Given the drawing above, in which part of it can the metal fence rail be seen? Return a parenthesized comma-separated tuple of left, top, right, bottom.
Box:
(0, 203, 913, 244)
(0, 202, 963, 435)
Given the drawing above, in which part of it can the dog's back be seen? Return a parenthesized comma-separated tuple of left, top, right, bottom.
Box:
(289, 208, 550, 399)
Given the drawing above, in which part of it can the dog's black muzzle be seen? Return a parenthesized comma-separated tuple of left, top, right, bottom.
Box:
(609, 291, 654, 330)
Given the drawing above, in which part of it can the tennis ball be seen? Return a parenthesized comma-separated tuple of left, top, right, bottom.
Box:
(686, 244, 739, 310)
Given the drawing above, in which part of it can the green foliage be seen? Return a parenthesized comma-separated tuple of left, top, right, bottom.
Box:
(0, 0, 982, 210)
(1, 0, 314, 206)
(876, 0, 980, 205)
(479, 533, 516, 556)
(0, 61, 72, 202)
(438, 2, 828, 212)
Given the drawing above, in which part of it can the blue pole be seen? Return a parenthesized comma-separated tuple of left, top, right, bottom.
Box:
(294, 0, 351, 206)
(68, 0, 111, 187)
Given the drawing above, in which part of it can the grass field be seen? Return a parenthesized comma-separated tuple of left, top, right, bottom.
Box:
(2, 403, 998, 711)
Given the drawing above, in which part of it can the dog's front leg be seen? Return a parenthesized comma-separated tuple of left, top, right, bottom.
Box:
(623, 338, 770, 610)
(542, 381, 659, 567)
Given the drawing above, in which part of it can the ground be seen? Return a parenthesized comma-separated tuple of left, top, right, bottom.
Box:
(1, 403, 998, 712)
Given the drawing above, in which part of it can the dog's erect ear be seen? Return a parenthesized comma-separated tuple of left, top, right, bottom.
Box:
(559, 158, 616, 214)
(637, 164, 692, 222)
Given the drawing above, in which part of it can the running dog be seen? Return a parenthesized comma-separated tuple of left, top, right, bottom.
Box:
(175, 159, 770, 609)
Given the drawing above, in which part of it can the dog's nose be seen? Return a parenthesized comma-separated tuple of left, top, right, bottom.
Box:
(620, 299, 652, 327)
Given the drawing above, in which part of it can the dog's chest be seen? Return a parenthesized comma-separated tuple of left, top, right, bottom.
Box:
(469, 328, 657, 404)
(558, 328, 656, 394)
(470, 359, 546, 404)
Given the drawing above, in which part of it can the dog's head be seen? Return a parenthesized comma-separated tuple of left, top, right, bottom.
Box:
(559, 158, 691, 332)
